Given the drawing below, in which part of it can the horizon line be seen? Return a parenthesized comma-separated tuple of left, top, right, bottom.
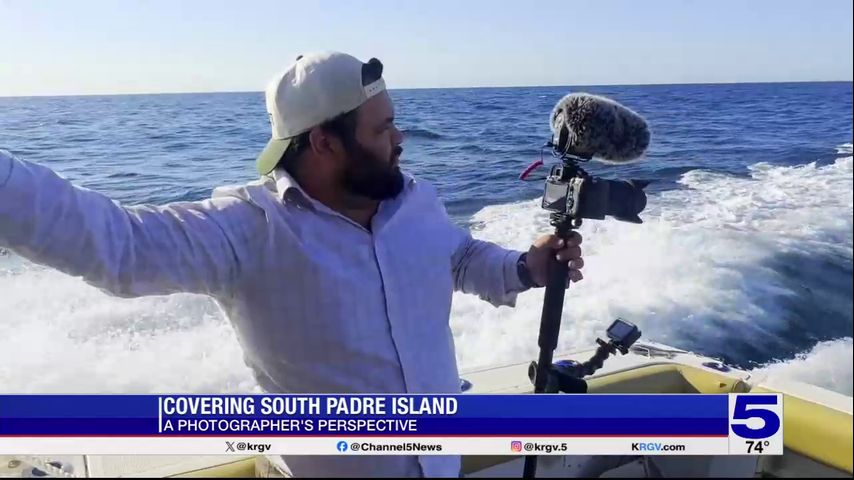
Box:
(1, 78, 851, 99)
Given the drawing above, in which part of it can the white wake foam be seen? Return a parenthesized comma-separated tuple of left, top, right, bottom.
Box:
(450, 154, 853, 388)
(0, 261, 257, 393)
(750, 337, 853, 396)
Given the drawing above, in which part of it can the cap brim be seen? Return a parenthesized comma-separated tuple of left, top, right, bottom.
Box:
(256, 137, 293, 176)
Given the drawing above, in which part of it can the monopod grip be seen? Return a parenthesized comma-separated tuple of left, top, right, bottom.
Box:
(537, 253, 569, 352)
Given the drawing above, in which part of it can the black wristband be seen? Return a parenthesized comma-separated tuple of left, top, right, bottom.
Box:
(516, 253, 537, 289)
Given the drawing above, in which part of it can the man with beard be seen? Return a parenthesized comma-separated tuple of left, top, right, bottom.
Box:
(0, 52, 584, 477)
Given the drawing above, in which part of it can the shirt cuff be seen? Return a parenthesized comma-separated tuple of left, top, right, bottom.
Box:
(504, 250, 529, 294)
(0, 151, 14, 188)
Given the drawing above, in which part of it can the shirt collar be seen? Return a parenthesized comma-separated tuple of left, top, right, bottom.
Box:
(271, 168, 312, 206)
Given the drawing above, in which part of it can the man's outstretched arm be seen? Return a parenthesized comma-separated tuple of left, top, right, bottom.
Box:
(0, 150, 263, 298)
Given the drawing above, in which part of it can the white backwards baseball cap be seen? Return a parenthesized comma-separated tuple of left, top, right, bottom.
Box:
(255, 51, 387, 175)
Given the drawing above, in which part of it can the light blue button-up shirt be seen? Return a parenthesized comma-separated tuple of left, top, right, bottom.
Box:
(0, 150, 528, 477)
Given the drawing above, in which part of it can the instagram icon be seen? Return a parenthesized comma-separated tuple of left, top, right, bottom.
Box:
(511, 441, 523, 452)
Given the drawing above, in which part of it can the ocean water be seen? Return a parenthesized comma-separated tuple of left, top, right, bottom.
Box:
(0, 82, 851, 396)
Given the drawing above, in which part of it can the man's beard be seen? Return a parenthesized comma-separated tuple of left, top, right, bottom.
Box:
(340, 142, 404, 201)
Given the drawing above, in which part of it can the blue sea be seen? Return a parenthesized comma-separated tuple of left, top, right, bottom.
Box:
(0, 82, 852, 396)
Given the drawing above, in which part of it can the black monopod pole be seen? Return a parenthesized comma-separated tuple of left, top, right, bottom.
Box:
(522, 218, 575, 479)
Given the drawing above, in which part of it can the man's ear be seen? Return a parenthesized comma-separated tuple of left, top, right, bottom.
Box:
(308, 127, 333, 156)
(308, 127, 346, 157)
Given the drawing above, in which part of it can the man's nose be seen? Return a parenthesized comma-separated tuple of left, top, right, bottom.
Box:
(391, 124, 404, 146)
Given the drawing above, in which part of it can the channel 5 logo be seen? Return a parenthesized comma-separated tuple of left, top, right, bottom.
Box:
(728, 394, 783, 455)
(729, 394, 782, 439)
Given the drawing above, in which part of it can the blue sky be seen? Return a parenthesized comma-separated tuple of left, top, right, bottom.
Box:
(1, 0, 851, 96)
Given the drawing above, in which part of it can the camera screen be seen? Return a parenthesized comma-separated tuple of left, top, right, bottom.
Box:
(542, 181, 570, 212)
(607, 320, 635, 340)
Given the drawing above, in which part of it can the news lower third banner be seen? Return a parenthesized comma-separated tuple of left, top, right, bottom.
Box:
(0, 394, 783, 456)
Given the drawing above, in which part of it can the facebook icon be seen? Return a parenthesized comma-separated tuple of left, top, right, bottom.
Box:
(337, 441, 349, 452)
